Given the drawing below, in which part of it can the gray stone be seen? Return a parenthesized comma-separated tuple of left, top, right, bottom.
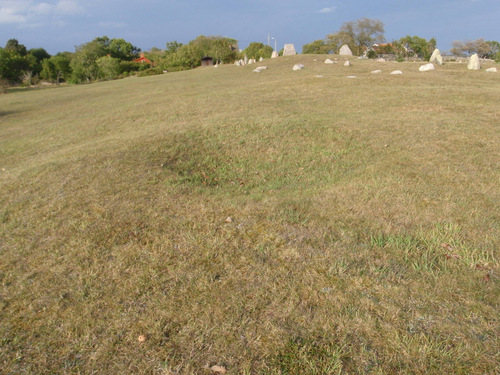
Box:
(339, 44, 353, 56)
(429, 49, 443, 65)
(419, 63, 435, 72)
(292, 64, 304, 71)
(283, 44, 297, 56)
(467, 54, 481, 70)
(486, 67, 497, 72)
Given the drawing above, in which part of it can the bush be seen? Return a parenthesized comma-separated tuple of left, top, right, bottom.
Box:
(367, 50, 377, 59)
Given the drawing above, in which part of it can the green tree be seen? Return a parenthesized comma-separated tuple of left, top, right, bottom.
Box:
(28, 48, 51, 75)
(243, 42, 273, 59)
(41, 54, 72, 84)
(70, 38, 109, 83)
(0, 47, 30, 83)
(96, 56, 120, 79)
(327, 18, 385, 55)
(396, 35, 437, 60)
(302, 40, 330, 54)
(108, 38, 140, 61)
(5, 39, 27, 56)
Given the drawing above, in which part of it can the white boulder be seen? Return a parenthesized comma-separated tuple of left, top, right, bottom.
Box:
(467, 54, 481, 70)
(390, 70, 403, 75)
(283, 44, 297, 56)
(429, 49, 443, 65)
(485, 67, 497, 73)
(344, 60, 351, 67)
(339, 44, 353, 56)
(371, 70, 382, 74)
(419, 63, 435, 72)
(271, 51, 279, 58)
(292, 64, 305, 71)
(325, 59, 334, 64)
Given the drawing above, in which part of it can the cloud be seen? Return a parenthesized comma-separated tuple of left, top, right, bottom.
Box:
(0, 0, 84, 25)
(318, 7, 337, 14)
(55, 0, 83, 15)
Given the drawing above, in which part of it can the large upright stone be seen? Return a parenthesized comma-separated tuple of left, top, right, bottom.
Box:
(467, 54, 481, 70)
(339, 44, 353, 56)
(429, 49, 443, 65)
(283, 44, 297, 56)
(271, 51, 279, 58)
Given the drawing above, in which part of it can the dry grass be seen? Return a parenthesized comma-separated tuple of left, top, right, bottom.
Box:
(1, 56, 499, 374)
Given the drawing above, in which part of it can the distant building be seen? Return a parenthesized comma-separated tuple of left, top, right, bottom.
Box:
(201, 56, 214, 67)
(133, 52, 155, 65)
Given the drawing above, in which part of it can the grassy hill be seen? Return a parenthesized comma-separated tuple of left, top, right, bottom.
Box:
(1, 56, 498, 374)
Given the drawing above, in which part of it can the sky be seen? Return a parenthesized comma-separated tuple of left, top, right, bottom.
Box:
(0, 0, 498, 54)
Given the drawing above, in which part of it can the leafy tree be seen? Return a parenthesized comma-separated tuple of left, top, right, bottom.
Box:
(396, 35, 437, 60)
(108, 38, 140, 61)
(28, 48, 51, 75)
(302, 40, 330, 54)
(41, 54, 72, 84)
(96, 56, 120, 79)
(0, 47, 30, 82)
(243, 42, 273, 60)
(70, 38, 109, 83)
(451, 39, 491, 58)
(326, 18, 385, 55)
(166, 41, 183, 54)
(5, 39, 27, 56)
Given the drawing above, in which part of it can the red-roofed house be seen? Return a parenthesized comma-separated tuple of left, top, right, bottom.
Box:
(133, 53, 155, 65)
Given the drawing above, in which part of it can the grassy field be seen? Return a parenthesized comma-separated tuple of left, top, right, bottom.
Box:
(0, 55, 499, 374)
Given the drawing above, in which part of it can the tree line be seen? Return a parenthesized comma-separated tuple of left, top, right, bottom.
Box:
(302, 18, 500, 62)
(0, 35, 279, 89)
(2, 18, 499, 90)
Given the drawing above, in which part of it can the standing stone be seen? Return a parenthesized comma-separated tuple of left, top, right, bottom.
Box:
(283, 44, 297, 56)
(271, 51, 279, 58)
(339, 44, 353, 56)
(419, 63, 435, 72)
(344, 60, 351, 67)
(467, 54, 481, 70)
(244, 55, 248, 65)
(429, 49, 443, 65)
(259, 57, 264, 62)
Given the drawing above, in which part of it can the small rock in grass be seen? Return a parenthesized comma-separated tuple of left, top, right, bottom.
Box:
(292, 64, 305, 71)
(344, 60, 351, 67)
(390, 70, 403, 75)
(210, 365, 227, 374)
(486, 67, 497, 73)
(346, 76, 357, 78)
(371, 70, 382, 74)
(225, 217, 233, 223)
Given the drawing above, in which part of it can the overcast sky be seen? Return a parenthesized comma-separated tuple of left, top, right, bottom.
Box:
(0, 0, 498, 54)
